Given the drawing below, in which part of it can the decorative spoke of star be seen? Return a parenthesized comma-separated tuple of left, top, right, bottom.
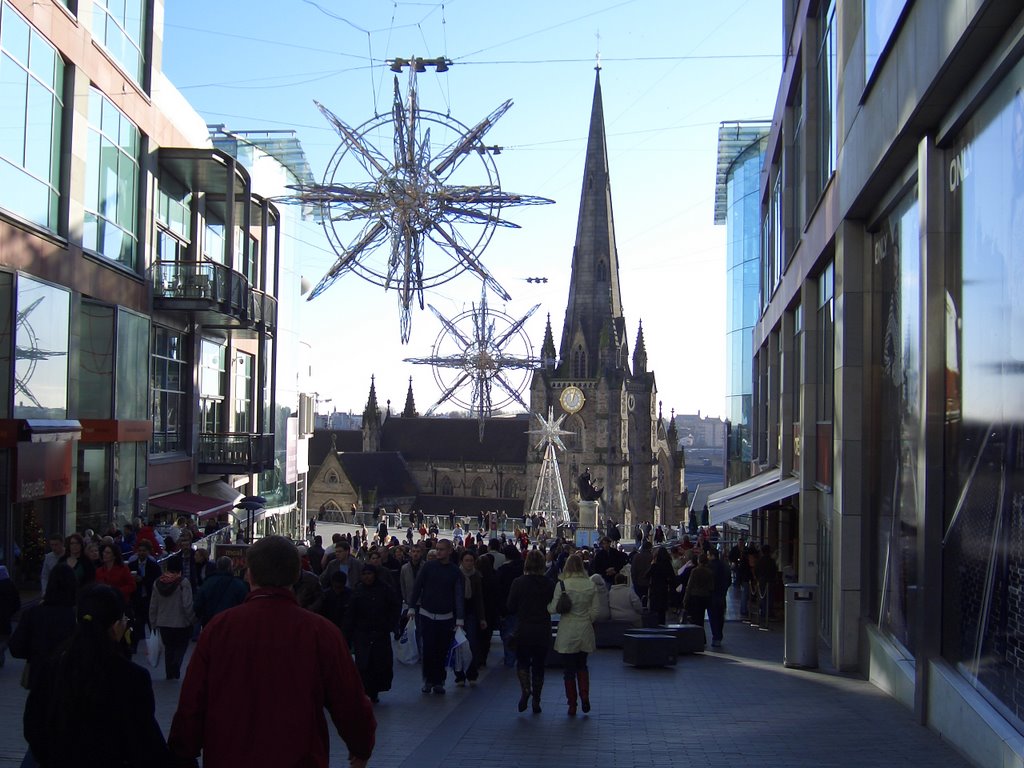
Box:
(527, 406, 574, 452)
(404, 286, 540, 440)
(280, 66, 554, 342)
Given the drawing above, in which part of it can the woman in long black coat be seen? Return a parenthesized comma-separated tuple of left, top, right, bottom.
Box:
(506, 550, 556, 713)
(344, 564, 400, 703)
(646, 546, 677, 627)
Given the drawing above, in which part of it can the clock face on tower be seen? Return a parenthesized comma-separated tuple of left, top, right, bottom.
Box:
(560, 385, 585, 414)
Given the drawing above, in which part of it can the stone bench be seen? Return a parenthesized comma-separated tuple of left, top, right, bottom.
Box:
(594, 620, 637, 649)
(622, 632, 678, 668)
(658, 623, 706, 654)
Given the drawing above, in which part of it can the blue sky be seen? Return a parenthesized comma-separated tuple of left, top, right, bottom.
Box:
(161, 0, 781, 420)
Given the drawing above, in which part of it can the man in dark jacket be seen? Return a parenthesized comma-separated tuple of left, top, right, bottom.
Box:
(170, 536, 375, 768)
(194, 556, 248, 627)
(589, 537, 626, 586)
(407, 539, 464, 694)
(707, 547, 730, 647)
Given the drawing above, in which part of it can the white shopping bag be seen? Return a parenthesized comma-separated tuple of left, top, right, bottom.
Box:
(396, 617, 420, 665)
(445, 627, 471, 672)
(145, 627, 163, 669)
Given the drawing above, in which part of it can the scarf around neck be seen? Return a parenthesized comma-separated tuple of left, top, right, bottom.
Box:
(460, 565, 476, 599)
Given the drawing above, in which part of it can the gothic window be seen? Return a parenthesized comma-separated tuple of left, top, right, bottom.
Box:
(471, 477, 485, 497)
(440, 475, 454, 496)
(326, 470, 339, 485)
(572, 345, 587, 379)
(503, 479, 518, 498)
(596, 260, 607, 282)
(566, 414, 584, 452)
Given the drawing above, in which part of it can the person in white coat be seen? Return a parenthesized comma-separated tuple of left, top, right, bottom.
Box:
(608, 573, 643, 625)
(548, 554, 598, 716)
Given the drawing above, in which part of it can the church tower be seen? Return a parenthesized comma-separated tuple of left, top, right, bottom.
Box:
(362, 376, 382, 452)
(528, 70, 674, 531)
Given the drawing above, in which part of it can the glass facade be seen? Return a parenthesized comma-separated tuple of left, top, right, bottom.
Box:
(725, 140, 764, 474)
(817, 0, 837, 191)
(14, 275, 69, 419)
(943, 59, 1024, 728)
(0, 2, 63, 230)
(78, 301, 115, 418)
(872, 192, 920, 654)
(0, 271, 11, 418)
(115, 308, 148, 420)
(84, 89, 139, 270)
(91, 0, 145, 84)
(816, 261, 834, 488)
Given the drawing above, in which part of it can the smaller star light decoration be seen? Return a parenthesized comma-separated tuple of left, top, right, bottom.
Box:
(527, 407, 573, 527)
(282, 57, 553, 342)
(404, 286, 540, 440)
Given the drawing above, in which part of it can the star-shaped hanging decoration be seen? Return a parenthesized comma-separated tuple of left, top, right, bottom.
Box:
(280, 66, 554, 342)
(527, 406, 574, 453)
(404, 285, 540, 440)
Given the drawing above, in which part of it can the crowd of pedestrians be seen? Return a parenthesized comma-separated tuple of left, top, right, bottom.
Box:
(0, 513, 783, 766)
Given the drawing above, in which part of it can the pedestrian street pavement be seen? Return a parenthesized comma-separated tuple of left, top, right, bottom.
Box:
(0, 613, 974, 768)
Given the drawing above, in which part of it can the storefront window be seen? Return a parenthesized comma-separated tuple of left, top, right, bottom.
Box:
(114, 441, 145, 525)
(943, 61, 1024, 728)
(14, 275, 68, 418)
(873, 191, 920, 654)
(76, 444, 110, 535)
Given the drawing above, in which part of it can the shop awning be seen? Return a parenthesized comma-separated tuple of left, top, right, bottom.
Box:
(707, 470, 800, 526)
(706, 467, 782, 506)
(198, 480, 244, 506)
(149, 491, 234, 520)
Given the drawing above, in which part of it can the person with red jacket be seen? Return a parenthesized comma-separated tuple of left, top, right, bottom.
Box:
(94, 543, 137, 603)
(169, 535, 375, 768)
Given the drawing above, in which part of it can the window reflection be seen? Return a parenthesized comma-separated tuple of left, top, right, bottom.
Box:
(943, 62, 1024, 729)
(14, 275, 68, 418)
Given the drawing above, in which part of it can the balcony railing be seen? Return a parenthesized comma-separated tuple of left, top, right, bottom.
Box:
(198, 432, 275, 474)
(249, 289, 278, 334)
(153, 261, 275, 334)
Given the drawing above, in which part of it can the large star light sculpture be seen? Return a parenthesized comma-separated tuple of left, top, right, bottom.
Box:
(284, 63, 554, 342)
(404, 286, 540, 440)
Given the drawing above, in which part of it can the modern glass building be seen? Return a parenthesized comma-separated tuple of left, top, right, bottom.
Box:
(0, 0, 311, 585)
(732, 1, 1024, 763)
(714, 122, 769, 485)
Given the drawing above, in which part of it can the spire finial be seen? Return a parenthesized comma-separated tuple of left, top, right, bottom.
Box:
(595, 30, 601, 71)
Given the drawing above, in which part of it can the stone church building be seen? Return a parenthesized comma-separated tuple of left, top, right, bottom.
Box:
(308, 71, 682, 531)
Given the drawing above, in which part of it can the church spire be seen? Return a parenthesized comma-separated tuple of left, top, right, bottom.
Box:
(559, 69, 624, 378)
(362, 375, 381, 451)
(402, 376, 418, 417)
(541, 313, 557, 370)
(633, 320, 648, 373)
